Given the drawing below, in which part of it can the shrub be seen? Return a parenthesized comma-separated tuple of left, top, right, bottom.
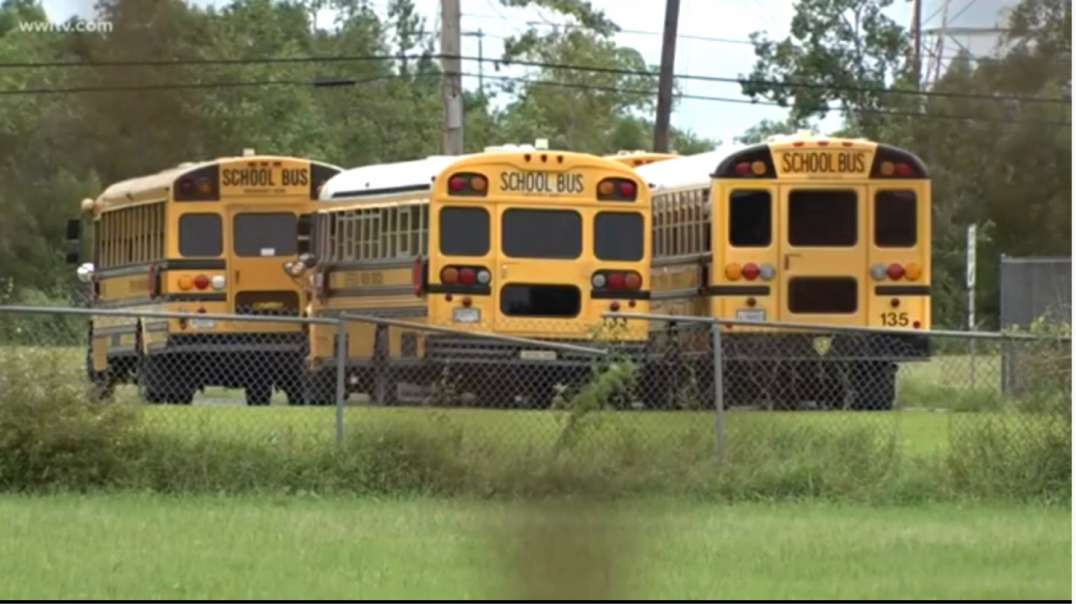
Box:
(0, 348, 141, 489)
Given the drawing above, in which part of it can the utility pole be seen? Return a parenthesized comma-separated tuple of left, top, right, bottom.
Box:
(476, 28, 484, 95)
(463, 29, 485, 97)
(912, 0, 922, 89)
(440, 0, 463, 155)
(653, 0, 680, 153)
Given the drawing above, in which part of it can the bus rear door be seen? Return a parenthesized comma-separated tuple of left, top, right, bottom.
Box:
(777, 184, 868, 326)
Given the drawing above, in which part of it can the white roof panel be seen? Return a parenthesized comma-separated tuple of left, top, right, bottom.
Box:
(320, 155, 463, 201)
(634, 146, 743, 192)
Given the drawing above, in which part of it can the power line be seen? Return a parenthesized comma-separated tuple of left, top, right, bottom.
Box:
(0, 68, 1067, 127)
(0, 75, 397, 96)
(0, 52, 1068, 106)
(475, 72, 1072, 127)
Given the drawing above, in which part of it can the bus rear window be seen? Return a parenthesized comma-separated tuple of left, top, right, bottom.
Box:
(234, 213, 297, 257)
(788, 190, 857, 246)
(874, 191, 917, 247)
(500, 284, 581, 317)
(594, 212, 643, 261)
(179, 214, 221, 257)
(440, 207, 489, 256)
(502, 209, 581, 259)
(729, 191, 771, 247)
(788, 277, 857, 313)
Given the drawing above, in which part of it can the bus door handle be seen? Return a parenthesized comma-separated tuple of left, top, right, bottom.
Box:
(234, 269, 240, 286)
(784, 253, 801, 270)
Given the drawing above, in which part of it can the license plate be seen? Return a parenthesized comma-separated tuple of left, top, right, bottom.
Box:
(499, 171, 585, 196)
(735, 309, 765, 322)
(452, 308, 480, 323)
(520, 349, 557, 361)
(190, 318, 216, 329)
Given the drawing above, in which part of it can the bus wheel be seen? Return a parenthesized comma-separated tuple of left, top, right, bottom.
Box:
(851, 362, 896, 411)
(282, 379, 305, 406)
(139, 356, 193, 405)
(245, 382, 272, 406)
(373, 369, 397, 406)
(304, 369, 336, 406)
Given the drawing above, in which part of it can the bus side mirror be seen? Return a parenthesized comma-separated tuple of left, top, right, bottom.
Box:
(66, 218, 81, 241)
(65, 219, 82, 264)
(297, 214, 313, 255)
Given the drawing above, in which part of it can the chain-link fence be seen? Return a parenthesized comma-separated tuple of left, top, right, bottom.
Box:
(0, 304, 1069, 496)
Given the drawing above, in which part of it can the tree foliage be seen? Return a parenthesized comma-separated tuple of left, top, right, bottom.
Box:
(0, 0, 714, 298)
(741, 0, 908, 139)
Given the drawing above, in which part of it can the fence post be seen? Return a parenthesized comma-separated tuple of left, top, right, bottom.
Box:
(712, 321, 726, 461)
(334, 319, 347, 445)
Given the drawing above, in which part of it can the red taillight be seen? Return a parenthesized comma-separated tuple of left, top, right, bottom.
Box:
(194, 274, 210, 290)
(741, 262, 760, 281)
(894, 162, 915, 177)
(447, 172, 486, 196)
(178, 178, 194, 195)
(458, 267, 476, 285)
(598, 178, 638, 201)
(441, 267, 459, 284)
(734, 161, 751, 176)
(624, 272, 641, 290)
(886, 263, 905, 281)
(608, 272, 626, 289)
(412, 257, 426, 296)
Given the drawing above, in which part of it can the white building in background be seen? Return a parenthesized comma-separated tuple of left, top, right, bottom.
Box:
(920, 0, 1021, 85)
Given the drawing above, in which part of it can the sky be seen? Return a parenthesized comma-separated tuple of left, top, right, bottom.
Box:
(39, 0, 1017, 146)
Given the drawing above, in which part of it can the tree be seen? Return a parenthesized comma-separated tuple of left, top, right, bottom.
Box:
(741, 0, 908, 140)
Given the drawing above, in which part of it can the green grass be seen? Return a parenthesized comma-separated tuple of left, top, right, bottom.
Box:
(0, 493, 1068, 599)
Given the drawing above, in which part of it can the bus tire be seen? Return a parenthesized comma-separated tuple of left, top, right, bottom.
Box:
(245, 381, 272, 406)
(304, 369, 336, 406)
(282, 379, 305, 406)
(851, 361, 896, 411)
(139, 355, 193, 405)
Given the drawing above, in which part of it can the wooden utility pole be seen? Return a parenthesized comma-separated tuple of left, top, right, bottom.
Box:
(912, 0, 922, 89)
(653, 0, 680, 152)
(441, 0, 463, 154)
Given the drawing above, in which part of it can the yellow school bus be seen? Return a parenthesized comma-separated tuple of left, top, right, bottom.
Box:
(421, 149, 652, 405)
(300, 150, 652, 407)
(69, 152, 340, 405)
(604, 150, 678, 167)
(301, 155, 458, 404)
(640, 134, 932, 409)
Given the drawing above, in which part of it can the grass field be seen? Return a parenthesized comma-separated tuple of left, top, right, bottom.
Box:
(0, 493, 1068, 600)
(132, 402, 962, 456)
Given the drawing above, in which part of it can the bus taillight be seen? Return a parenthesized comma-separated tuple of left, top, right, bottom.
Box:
(440, 265, 490, 289)
(886, 263, 905, 281)
(447, 173, 487, 197)
(870, 144, 927, 178)
(592, 270, 641, 291)
(194, 274, 210, 290)
(597, 178, 637, 201)
(741, 262, 760, 281)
